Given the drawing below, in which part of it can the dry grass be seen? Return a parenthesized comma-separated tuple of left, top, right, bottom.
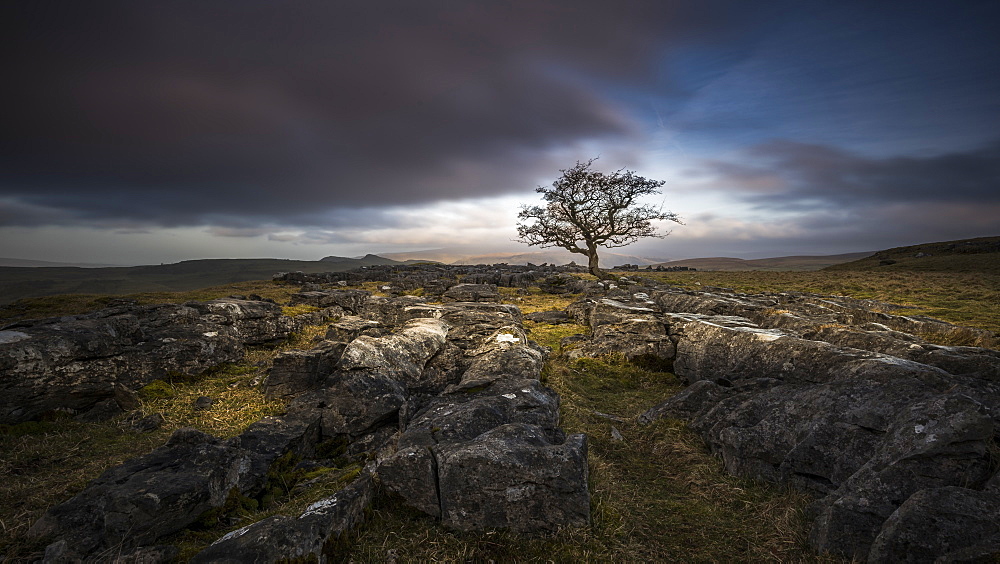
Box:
(641, 270, 999, 346)
(0, 320, 333, 561)
(0, 420, 166, 556)
(0, 279, 305, 324)
(7, 269, 992, 560)
(135, 365, 285, 440)
(343, 349, 839, 562)
(340, 292, 842, 562)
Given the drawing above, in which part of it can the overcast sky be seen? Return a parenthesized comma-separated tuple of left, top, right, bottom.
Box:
(2, 0, 998, 264)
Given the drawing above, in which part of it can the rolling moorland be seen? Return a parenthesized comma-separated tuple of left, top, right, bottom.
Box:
(650, 251, 874, 272)
(0, 247, 882, 306)
(1, 236, 997, 333)
(0, 255, 406, 306)
(0, 236, 997, 561)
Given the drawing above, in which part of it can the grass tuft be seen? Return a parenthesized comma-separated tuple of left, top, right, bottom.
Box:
(282, 304, 322, 317)
(645, 270, 999, 348)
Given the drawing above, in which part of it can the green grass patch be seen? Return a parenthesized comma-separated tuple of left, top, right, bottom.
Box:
(0, 279, 304, 324)
(645, 270, 1000, 338)
(524, 320, 589, 351)
(507, 287, 582, 314)
(137, 379, 176, 401)
(282, 303, 322, 317)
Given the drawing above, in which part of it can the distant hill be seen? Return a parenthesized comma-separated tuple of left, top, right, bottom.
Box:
(824, 236, 1000, 273)
(0, 257, 125, 268)
(320, 253, 401, 266)
(651, 252, 874, 272)
(378, 248, 667, 267)
(0, 257, 390, 305)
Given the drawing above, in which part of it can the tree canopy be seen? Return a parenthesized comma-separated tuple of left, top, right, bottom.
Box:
(516, 159, 681, 277)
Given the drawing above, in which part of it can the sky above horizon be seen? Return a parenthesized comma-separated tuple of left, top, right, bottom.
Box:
(2, 0, 998, 265)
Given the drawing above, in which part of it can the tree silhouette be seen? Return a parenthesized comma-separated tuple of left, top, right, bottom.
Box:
(517, 159, 681, 277)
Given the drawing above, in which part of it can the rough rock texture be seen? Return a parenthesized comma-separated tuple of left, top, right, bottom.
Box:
(0, 298, 333, 424)
(436, 424, 589, 532)
(288, 371, 407, 440)
(565, 297, 673, 361)
(867, 487, 1000, 563)
(28, 288, 588, 560)
(324, 315, 382, 341)
(537, 273, 592, 295)
(590, 286, 1000, 561)
(30, 416, 323, 560)
(441, 283, 501, 303)
(338, 318, 450, 386)
(808, 395, 994, 560)
(263, 340, 347, 400)
(190, 464, 376, 564)
(289, 289, 371, 313)
(378, 314, 589, 532)
(397, 378, 561, 451)
(29, 427, 275, 561)
(273, 262, 584, 291)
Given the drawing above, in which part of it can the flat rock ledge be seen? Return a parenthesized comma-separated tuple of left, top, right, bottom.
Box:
(26, 290, 589, 562)
(563, 285, 999, 561)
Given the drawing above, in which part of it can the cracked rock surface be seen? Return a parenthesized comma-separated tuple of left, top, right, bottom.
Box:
(566, 285, 1000, 561)
(0, 298, 335, 424)
(17, 265, 1000, 562)
(26, 287, 589, 561)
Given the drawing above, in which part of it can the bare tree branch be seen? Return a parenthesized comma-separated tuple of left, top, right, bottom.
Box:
(516, 159, 682, 277)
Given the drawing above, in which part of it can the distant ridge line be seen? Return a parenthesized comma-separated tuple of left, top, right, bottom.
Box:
(651, 252, 874, 272)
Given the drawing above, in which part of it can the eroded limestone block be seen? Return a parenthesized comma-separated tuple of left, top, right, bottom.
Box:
(436, 423, 589, 532)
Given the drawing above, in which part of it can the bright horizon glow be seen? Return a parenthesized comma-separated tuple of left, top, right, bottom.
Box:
(2, 2, 997, 264)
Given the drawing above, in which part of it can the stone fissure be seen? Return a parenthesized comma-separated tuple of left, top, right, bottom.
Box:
(10, 265, 1000, 561)
(429, 445, 445, 519)
(22, 278, 590, 561)
(583, 284, 999, 561)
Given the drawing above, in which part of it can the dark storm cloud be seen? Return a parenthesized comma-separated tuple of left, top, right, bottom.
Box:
(0, 0, 754, 228)
(700, 139, 1000, 210)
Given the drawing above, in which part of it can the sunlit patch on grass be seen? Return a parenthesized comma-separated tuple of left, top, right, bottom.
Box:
(646, 270, 998, 349)
(281, 303, 321, 317)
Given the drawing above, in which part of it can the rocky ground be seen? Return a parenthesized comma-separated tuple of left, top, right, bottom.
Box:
(586, 284, 1000, 561)
(3, 264, 998, 562)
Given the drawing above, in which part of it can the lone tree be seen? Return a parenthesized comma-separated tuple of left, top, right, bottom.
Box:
(516, 159, 681, 277)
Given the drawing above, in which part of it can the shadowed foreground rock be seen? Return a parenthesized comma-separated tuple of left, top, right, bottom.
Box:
(436, 423, 589, 532)
(18, 265, 1000, 561)
(190, 464, 376, 564)
(868, 486, 1000, 562)
(562, 286, 1000, 561)
(0, 298, 335, 424)
(27, 288, 589, 562)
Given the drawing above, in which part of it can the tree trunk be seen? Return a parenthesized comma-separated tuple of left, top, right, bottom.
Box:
(586, 246, 603, 278)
